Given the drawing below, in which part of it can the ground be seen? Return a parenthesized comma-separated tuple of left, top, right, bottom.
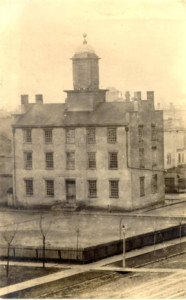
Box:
(0, 202, 185, 249)
(0, 265, 62, 288)
(62, 253, 186, 299)
(3, 253, 186, 299)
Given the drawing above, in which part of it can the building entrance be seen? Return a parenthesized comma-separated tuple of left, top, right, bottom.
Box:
(66, 180, 76, 201)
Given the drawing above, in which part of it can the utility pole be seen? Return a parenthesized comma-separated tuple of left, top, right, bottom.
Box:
(76, 228, 79, 261)
(122, 225, 126, 268)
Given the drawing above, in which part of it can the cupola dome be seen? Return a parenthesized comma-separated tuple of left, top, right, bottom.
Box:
(73, 34, 98, 59)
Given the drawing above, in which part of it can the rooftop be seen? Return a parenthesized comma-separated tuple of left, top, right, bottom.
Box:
(13, 101, 135, 128)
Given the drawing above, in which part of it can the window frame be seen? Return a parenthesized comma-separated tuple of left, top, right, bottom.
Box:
(88, 180, 97, 198)
(87, 152, 96, 169)
(109, 180, 119, 198)
(45, 152, 54, 169)
(138, 125, 144, 142)
(66, 151, 75, 170)
(139, 148, 145, 168)
(140, 176, 145, 197)
(151, 174, 158, 194)
(178, 153, 181, 164)
(24, 128, 32, 143)
(45, 180, 54, 197)
(66, 128, 75, 144)
(109, 152, 118, 169)
(86, 127, 96, 144)
(152, 146, 157, 167)
(167, 153, 171, 165)
(44, 128, 53, 144)
(25, 179, 33, 196)
(151, 124, 157, 141)
(107, 127, 117, 144)
(24, 151, 32, 170)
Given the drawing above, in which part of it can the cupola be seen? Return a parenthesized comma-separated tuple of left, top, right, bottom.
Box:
(71, 34, 100, 90)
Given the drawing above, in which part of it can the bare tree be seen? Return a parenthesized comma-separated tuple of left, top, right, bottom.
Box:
(3, 224, 18, 277)
(39, 215, 52, 268)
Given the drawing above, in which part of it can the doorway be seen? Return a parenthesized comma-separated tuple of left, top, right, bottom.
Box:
(66, 180, 76, 201)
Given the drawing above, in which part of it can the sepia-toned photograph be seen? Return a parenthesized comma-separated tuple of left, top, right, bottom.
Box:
(0, 0, 186, 298)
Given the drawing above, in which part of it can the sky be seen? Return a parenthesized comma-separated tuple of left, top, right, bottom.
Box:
(0, 0, 185, 111)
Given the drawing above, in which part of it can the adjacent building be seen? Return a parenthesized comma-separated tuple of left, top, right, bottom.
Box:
(12, 36, 164, 210)
(161, 104, 186, 192)
(0, 113, 13, 204)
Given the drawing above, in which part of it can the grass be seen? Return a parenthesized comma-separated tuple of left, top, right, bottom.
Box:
(0, 265, 64, 288)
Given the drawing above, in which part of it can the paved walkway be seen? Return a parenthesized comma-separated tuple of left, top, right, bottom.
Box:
(0, 194, 186, 215)
(0, 236, 186, 297)
(98, 267, 186, 273)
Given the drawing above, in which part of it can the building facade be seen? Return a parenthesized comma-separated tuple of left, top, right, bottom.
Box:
(162, 104, 186, 192)
(0, 114, 13, 205)
(12, 37, 164, 210)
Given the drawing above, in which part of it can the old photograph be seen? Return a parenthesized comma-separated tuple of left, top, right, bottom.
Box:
(0, 0, 186, 298)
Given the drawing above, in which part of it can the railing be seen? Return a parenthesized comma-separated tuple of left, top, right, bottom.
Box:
(0, 224, 185, 263)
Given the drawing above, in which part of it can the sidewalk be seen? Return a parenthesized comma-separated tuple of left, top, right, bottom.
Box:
(0, 236, 186, 297)
(0, 195, 185, 215)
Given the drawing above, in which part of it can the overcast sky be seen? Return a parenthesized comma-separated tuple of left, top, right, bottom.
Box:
(0, 0, 185, 110)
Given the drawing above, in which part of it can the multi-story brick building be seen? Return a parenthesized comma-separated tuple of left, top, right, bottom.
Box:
(12, 36, 164, 210)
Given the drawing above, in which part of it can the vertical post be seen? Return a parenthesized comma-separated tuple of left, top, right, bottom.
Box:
(43, 236, 45, 268)
(122, 225, 126, 268)
(76, 228, 79, 261)
(7, 243, 10, 278)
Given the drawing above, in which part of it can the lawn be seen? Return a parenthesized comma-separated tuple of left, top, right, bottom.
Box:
(0, 202, 185, 250)
(0, 265, 63, 288)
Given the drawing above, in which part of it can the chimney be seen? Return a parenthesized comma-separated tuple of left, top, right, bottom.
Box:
(147, 91, 154, 101)
(157, 103, 161, 110)
(125, 91, 130, 102)
(134, 91, 141, 101)
(21, 95, 29, 113)
(35, 94, 43, 104)
(21, 94, 28, 105)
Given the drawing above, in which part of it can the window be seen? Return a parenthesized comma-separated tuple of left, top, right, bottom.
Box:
(151, 174, 158, 194)
(88, 152, 96, 169)
(140, 177, 145, 197)
(107, 128, 117, 143)
(182, 153, 184, 163)
(24, 152, 32, 169)
(46, 180, 54, 197)
(45, 152, 53, 169)
(138, 125, 144, 142)
(167, 153, 171, 165)
(44, 129, 53, 143)
(109, 152, 118, 169)
(151, 124, 157, 141)
(87, 128, 96, 144)
(110, 180, 119, 198)
(139, 148, 145, 168)
(88, 180, 97, 198)
(24, 129, 32, 143)
(66, 128, 75, 144)
(178, 153, 181, 163)
(25, 179, 33, 196)
(152, 146, 157, 167)
(66, 152, 75, 170)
